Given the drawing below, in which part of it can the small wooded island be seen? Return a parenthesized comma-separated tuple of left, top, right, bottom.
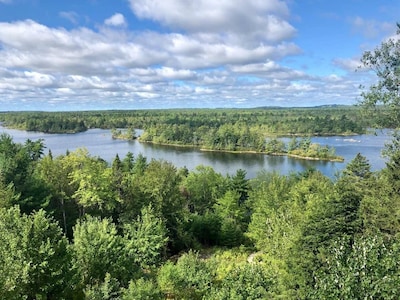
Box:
(111, 127, 138, 141)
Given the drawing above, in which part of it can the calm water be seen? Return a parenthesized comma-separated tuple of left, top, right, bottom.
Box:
(0, 125, 391, 178)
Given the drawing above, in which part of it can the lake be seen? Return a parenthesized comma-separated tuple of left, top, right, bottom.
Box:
(0, 125, 391, 178)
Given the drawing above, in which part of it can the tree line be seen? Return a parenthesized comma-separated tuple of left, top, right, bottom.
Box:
(0, 106, 370, 136)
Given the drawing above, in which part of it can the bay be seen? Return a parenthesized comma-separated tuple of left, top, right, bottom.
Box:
(0, 125, 390, 178)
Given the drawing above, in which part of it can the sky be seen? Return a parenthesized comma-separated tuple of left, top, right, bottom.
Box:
(0, 0, 399, 111)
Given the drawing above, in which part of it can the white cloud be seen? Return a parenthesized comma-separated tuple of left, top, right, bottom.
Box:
(333, 58, 363, 72)
(0, 1, 377, 110)
(0, 20, 163, 75)
(129, 0, 295, 46)
(104, 13, 127, 27)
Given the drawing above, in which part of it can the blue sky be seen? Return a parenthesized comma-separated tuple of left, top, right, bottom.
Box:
(0, 0, 398, 111)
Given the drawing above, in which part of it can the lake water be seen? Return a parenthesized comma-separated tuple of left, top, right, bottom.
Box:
(0, 125, 391, 178)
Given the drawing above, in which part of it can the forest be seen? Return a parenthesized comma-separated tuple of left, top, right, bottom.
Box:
(1, 129, 400, 299)
(0, 106, 370, 136)
(0, 23, 399, 300)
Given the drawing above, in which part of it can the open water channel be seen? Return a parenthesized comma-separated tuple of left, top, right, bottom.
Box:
(0, 125, 391, 178)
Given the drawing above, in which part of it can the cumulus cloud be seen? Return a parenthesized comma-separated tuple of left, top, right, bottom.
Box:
(333, 58, 363, 72)
(104, 13, 127, 27)
(129, 0, 295, 46)
(0, 20, 165, 75)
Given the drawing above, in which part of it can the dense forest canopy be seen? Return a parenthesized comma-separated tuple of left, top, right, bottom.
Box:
(1, 131, 400, 299)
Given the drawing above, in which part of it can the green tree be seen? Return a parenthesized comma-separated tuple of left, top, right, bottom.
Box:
(84, 273, 121, 300)
(208, 264, 277, 300)
(123, 204, 168, 269)
(0, 174, 19, 208)
(0, 134, 49, 213)
(214, 190, 247, 247)
(229, 169, 250, 204)
(360, 134, 400, 237)
(183, 165, 227, 215)
(0, 206, 71, 299)
(36, 153, 81, 236)
(246, 172, 295, 254)
(138, 159, 185, 252)
(121, 278, 163, 300)
(68, 149, 120, 216)
(265, 138, 286, 154)
(343, 153, 372, 178)
(72, 216, 135, 289)
(312, 234, 400, 300)
(157, 251, 214, 300)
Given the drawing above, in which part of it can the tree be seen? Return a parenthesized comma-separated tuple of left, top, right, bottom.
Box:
(121, 278, 163, 300)
(35, 153, 81, 237)
(208, 264, 277, 300)
(246, 172, 295, 253)
(138, 159, 185, 252)
(0, 134, 49, 213)
(0, 174, 19, 208)
(183, 165, 227, 215)
(71, 216, 135, 289)
(67, 149, 120, 216)
(312, 234, 400, 300)
(214, 190, 247, 247)
(157, 251, 214, 299)
(84, 273, 121, 300)
(342, 153, 372, 179)
(0, 206, 71, 299)
(360, 24, 400, 127)
(123, 204, 168, 269)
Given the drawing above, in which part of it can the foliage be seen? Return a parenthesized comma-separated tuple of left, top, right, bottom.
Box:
(1, 106, 369, 135)
(71, 216, 133, 288)
(121, 277, 163, 300)
(207, 263, 277, 300)
(123, 204, 168, 269)
(0, 119, 399, 298)
(359, 24, 400, 127)
(0, 206, 71, 299)
(84, 273, 121, 300)
(312, 234, 400, 300)
(157, 251, 214, 299)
